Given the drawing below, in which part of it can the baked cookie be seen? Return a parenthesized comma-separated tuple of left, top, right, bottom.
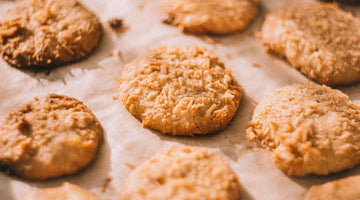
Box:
(320, 0, 360, 4)
(121, 146, 240, 200)
(161, 0, 259, 34)
(304, 175, 360, 200)
(21, 182, 101, 200)
(260, 1, 360, 86)
(0, 94, 103, 180)
(119, 46, 242, 136)
(0, 0, 102, 68)
(247, 83, 360, 176)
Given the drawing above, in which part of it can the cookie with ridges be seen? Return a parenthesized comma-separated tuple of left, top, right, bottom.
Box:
(304, 175, 360, 200)
(0, 0, 102, 68)
(260, 1, 360, 86)
(247, 83, 360, 176)
(20, 182, 101, 200)
(0, 94, 103, 180)
(119, 46, 242, 136)
(161, 0, 259, 34)
(121, 146, 240, 200)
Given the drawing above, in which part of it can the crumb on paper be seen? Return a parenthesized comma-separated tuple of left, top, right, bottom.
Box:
(252, 63, 261, 68)
(235, 32, 243, 40)
(162, 14, 175, 24)
(201, 35, 216, 45)
(246, 30, 256, 36)
(113, 96, 119, 100)
(117, 50, 122, 57)
(138, 3, 144, 10)
(108, 50, 113, 56)
(125, 162, 136, 169)
(101, 177, 112, 193)
(108, 18, 124, 30)
(225, 52, 231, 59)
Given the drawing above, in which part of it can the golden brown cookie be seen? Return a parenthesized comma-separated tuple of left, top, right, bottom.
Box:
(247, 83, 360, 176)
(304, 175, 360, 200)
(119, 46, 242, 136)
(161, 0, 259, 34)
(121, 146, 240, 200)
(0, 94, 103, 180)
(20, 182, 101, 200)
(0, 0, 102, 68)
(260, 1, 360, 86)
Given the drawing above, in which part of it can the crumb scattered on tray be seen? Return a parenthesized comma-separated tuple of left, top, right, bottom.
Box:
(162, 14, 175, 24)
(252, 63, 261, 68)
(112, 96, 119, 100)
(125, 162, 136, 169)
(225, 52, 231, 59)
(201, 35, 216, 45)
(101, 177, 112, 193)
(108, 18, 123, 30)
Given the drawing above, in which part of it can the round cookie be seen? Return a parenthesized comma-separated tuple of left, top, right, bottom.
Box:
(304, 175, 360, 200)
(0, 0, 102, 68)
(119, 46, 242, 136)
(121, 146, 240, 200)
(0, 94, 103, 180)
(161, 0, 259, 34)
(247, 83, 360, 176)
(21, 182, 101, 200)
(260, 2, 360, 86)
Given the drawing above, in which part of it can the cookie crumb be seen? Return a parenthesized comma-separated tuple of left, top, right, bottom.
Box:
(101, 178, 112, 193)
(125, 162, 136, 169)
(108, 50, 114, 56)
(225, 52, 231, 59)
(138, 3, 144, 10)
(162, 14, 175, 24)
(112, 96, 119, 100)
(252, 63, 261, 68)
(246, 30, 256, 36)
(201, 35, 216, 45)
(235, 32, 243, 40)
(117, 50, 122, 57)
(108, 18, 123, 30)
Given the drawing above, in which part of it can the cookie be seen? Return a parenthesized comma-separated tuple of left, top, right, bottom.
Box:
(161, 0, 259, 34)
(304, 175, 360, 200)
(0, 94, 103, 180)
(247, 83, 360, 176)
(121, 146, 240, 200)
(260, 1, 360, 86)
(0, 0, 102, 68)
(20, 182, 101, 200)
(119, 46, 242, 136)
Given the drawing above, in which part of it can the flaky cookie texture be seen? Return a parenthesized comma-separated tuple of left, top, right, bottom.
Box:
(304, 175, 360, 200)
(122, 146, 240, 200)
(119, 46, 242, 136)
(162, 0, 259, 34)
(0, 94, 103, 180)
(260, 1, 360, 86)
(247, 83, 360, 176)
(0, 0, 102, 68)
(21, 182, 101, 200)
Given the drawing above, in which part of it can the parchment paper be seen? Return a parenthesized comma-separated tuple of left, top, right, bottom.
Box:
(1, 0, 360, 199)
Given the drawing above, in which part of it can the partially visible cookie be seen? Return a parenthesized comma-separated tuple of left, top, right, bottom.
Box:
(161, 0, 259, 34)
(0, 0, 102, 68)
(119, 46, 242, 136)
(0, 94, 103, 180)
(260, 1, 360, 86)
(247, 83, 360, 176)
(121, 146, 240, 200)
(304, 175, 360, 200)
(21, 182, 101, 200)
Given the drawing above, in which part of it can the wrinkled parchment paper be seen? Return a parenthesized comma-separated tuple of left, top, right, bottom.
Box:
(1, 0, 360, 199)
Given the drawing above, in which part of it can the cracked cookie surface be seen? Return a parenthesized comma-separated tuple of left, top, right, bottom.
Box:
(260, 1, 360, 86)
(247, 83, 360, 176)
(0, 94, 103, 180)
(119, 46, 242, 136)
(0, 0, 102, 68)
